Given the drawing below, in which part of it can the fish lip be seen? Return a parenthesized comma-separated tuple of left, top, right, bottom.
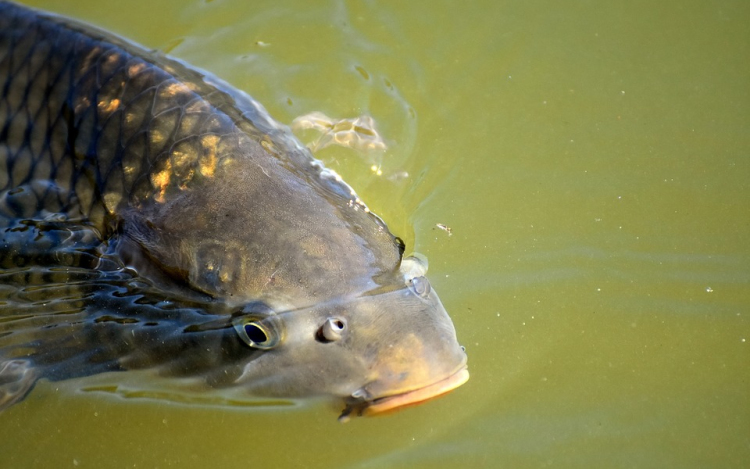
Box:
(338, 366, 469, 422)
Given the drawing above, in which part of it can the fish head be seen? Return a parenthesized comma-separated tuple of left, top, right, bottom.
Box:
(232, 256, 468, 419)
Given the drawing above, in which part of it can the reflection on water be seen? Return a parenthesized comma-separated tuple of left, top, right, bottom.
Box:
(0, 214, 300, 411)
(0, 214, 177, 377)
(78, 384, 296, 409)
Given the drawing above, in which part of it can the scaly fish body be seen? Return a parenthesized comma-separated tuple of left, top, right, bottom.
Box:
(0, 1, 467, 418)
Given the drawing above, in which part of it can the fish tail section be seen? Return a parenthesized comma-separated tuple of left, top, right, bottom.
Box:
(0, 359, 38, 412)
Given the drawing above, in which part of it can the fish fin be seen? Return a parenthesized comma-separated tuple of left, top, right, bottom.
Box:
(0, 359, 38, 412)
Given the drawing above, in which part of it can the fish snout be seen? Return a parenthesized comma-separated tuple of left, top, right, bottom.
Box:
(340, 291, 469, 420)
(365, 332, 468, 399)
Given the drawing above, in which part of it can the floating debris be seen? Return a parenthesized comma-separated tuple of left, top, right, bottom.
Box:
(436, 223, 453, 236)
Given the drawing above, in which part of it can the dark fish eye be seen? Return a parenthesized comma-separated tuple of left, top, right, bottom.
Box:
(316, 317, 346, 343)
(409, 276, 431, 298)
(244, 323, 269, 344)
(233, 317, 281, 350)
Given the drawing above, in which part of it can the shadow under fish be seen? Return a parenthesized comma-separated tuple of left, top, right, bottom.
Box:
(0, 1, 468, 420)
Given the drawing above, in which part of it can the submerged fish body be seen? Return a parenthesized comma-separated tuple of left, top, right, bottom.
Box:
(0, 1, 467, 417)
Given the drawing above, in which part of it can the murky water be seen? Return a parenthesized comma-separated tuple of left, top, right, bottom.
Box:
(2, 0, 748, 467)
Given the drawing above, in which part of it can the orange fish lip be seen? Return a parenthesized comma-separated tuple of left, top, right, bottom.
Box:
(338, 367, 469, 422)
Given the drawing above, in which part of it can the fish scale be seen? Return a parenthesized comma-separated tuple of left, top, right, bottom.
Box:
(1, 3, 268, 229)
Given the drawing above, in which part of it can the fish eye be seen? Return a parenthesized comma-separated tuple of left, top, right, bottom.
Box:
(316, 317, 347, 343)
(408, 276, 431, 298)
(233, 317, 281, 350)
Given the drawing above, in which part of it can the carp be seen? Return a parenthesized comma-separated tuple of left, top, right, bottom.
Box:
(0, 1, 468, 420)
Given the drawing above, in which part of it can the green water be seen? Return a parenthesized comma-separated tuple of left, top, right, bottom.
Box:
(2, 0, 749, 467)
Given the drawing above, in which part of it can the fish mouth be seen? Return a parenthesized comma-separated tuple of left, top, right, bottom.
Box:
(338, 367, 469, 422)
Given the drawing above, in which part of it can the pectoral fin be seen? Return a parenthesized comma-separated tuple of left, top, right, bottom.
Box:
(0, 359, 38, 412)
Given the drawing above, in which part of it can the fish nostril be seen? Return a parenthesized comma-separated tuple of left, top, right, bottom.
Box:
(316, 317, 347, 343)
(408, 276, 431, 298)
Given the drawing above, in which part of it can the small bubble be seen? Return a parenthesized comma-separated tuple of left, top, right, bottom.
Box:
(705, 287, 713, 293)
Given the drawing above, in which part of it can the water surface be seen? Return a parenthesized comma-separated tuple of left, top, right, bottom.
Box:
(2, 0, 748, 467)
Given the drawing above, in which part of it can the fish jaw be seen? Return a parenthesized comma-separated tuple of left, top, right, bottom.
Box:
(338, 366, 469, 422)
